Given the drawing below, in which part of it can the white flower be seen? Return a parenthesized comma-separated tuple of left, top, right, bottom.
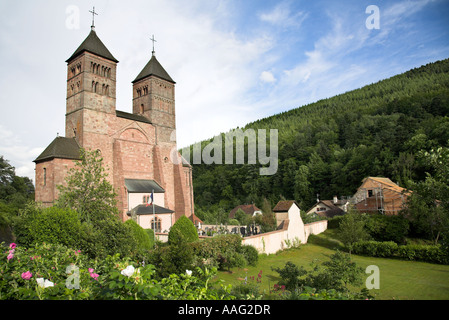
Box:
(185, 270, 192, 277)
(121, 265, 135, 277)
(36, 278, 54, 288)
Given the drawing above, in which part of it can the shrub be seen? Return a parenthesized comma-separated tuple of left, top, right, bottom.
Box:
(191, 234, 245, 270)
(13, 205, 82, 249)
(327, 215, 344, 229)
(124, 219, 153, 251)
(365, 214, 409, 244)
(228, 218, 240, 226)
(351, 240, 398, 257)
(147, 232, 194, 279)
(145, 228, 155, 248)
(240, 244, 259, 266)
(168, 216, 199, 245)
(351, 240, 447, 264)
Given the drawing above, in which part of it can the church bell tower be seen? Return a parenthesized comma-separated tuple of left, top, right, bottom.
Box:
(65, 10, 118, 146)
(132, 38, 176, 145)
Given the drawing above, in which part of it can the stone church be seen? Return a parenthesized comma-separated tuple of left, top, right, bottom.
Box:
(33, 25, 196, 233)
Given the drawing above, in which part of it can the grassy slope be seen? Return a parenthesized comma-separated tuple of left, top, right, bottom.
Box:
(217, 231, 449, 300)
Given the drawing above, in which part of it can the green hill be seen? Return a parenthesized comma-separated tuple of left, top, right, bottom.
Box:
(186, 58, 449, 221)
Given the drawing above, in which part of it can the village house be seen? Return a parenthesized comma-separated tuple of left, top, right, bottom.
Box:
(351, 177, 410, 215)
(229, 204, 262, 219)
(306, 196, 349, 218)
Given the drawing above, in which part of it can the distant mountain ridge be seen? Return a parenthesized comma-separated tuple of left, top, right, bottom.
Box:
(188, 58, 449, 219)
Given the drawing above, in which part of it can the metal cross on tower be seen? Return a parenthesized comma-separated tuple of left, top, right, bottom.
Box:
(150, 34, 157, 55)
(89, 6, 98, 29)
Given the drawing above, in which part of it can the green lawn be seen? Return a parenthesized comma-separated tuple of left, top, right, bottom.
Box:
(216, 231, 449, 300)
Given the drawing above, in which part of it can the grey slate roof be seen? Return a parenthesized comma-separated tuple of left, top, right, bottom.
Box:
(127, 204, 174, 215)
(124, 179, 165, 193)
(116, 110, 151, 124)
(66, 29, 118, 63)
(34, 137, 81, 163)
(132, 54, 175, 84)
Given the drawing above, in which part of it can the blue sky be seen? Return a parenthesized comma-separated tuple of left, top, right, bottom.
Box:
(0, 0, 448, 182)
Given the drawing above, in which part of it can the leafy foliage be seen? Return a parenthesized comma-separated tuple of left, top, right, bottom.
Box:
(271, 251, 368, 299)
(364, 214, 410, 244)
(0, 242, 234, 300)
(168, 215, 199, 245)
(405, 147, 449, 244)
(56, 148, 119, 222)
(0, 156, 34, 243)
(124, 219, 153, 251)
(338, 210, 370, 252)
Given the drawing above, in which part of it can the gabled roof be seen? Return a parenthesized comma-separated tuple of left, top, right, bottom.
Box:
(273, 200, 300, 212)
(189, 213, 203, 225)
(66, 29, 118, 63)
(124, 179, 165, 193)
(127, 204, 174, 215)
(116, 110, 151, 124)
(132, 54, 175, 84)
(34, 137, 80, 163)
(306, 200, 345, 218)
(362, 177, 406, 194)
(229, 204, 262, 218)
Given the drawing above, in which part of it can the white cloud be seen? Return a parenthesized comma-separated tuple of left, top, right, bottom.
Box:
(258, 1, 308, 29)
(260, 71, 276, 83)
(0, 125, 43, 182)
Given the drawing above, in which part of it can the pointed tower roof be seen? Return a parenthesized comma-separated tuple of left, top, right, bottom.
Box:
(66, 28, 118, 63)
(132, 54, 175, 84)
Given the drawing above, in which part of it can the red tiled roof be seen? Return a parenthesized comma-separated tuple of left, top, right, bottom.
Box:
(229, 204, 261, 218)
(273, 200, 300, 212)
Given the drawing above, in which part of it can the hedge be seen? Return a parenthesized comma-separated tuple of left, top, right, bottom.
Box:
(351, 240, 448, 264)
(191, 234, 258, 270)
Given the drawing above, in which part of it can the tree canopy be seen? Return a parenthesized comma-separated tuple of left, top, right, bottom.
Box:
(188, 59, 449, 222)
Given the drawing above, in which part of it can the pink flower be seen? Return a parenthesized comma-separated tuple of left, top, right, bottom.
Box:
(88, 268, 94, 273)
(7, 253, 14, 261)
(9, 243, 16, 250)
(90, 272, 99, 281)
(21, 271, 32, 280)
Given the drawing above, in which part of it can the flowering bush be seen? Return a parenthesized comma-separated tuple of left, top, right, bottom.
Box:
(0, 242, 235, 300)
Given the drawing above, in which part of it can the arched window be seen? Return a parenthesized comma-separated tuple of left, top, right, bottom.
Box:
(140, 104, 144, 114)
(151, 217, 161, 233)
(43, 168, 47, 186)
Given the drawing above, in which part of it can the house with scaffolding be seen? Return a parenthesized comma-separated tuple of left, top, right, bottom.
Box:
(351, 177, 411, 215)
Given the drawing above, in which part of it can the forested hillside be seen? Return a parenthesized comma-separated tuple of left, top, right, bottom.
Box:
(188, 59, 449, 222)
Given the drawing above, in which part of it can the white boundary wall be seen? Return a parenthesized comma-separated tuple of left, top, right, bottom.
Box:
(242, 217, 328, 255)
